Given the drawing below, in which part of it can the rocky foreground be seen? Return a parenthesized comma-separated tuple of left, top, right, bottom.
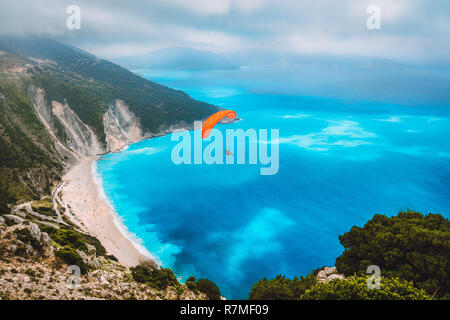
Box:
(0, 209, 206, 300)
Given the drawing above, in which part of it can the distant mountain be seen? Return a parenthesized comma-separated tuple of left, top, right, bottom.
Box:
(224, 50, 403, 69)
(0, 36, 219, 212)
(115, 47, 239, 71)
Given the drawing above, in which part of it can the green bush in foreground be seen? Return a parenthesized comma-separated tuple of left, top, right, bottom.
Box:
(51, 229, 88, 252)
(186, 276, 198, 291)
(55, 246, 88, 274)
(130, 264, 178, 290)
(42, 226, 107, 257)
(130, 263, 221, 298)
(300, 276, 430, 300)
(249, 273, 317, 300)
(196, 279, 221, 300)
(335, 211, 450, 298)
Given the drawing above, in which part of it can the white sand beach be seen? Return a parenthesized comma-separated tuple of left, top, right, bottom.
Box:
(60, 157, 153, 266)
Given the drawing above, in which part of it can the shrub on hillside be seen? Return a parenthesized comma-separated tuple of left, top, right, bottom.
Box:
(130, 263, 178, 290)
(300, 276, 430, 300)
(55, 246, 88, 274)
(151, 268, 178, 290)
(186, 276, 198, 291)
(81, 233, 107, 256)
(51, 229, 88, 252)
(196, 279, 221, 300)
(335, 211, 450, 298)
(42, 227, 107, 257)
(106, 254, 118, 262)
(249, 273, 317, 300)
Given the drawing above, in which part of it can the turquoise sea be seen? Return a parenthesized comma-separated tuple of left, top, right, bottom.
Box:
(97, 66, 450, 299)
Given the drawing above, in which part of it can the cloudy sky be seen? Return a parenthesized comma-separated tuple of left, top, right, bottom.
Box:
(1, 0, 450, 64)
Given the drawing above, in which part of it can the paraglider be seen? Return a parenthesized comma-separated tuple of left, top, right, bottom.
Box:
(201, 110, 237, 139)
(171, 108, 279, 175)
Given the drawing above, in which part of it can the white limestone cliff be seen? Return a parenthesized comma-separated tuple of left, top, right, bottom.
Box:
(103, 99, 145, 152)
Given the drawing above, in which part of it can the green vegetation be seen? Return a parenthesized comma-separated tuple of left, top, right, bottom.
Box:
(184, 276, 221, 299)
(82, 233, 107, 257)
(48, 229, 88, 252)
(300, 276, 430, 300)
(30, 199, 56, 217)
(0, 78, 62, 213)
(249, 272, 318, 300)
(55, 246, 88, 274)
(249, 211, 449, 300)
(130, 263, 178, 290)
(0, 291, 11, 300)
(106, 254, 118, 262)
(196, 279, 221, 300)
(45, 225, 104, 275)
(335, 211, 450, 299)
(41, 226, 107, 257)
(185, 276, 198, 291)
(129, 262, 221, 299)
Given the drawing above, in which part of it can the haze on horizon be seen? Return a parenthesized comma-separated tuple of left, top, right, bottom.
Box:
(1, 0, 450, 66)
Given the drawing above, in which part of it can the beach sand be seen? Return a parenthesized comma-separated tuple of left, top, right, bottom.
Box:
(60, 157, 152, 266)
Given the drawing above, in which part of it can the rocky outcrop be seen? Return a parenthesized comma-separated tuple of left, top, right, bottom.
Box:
(51, 101, 103, 157)
(0, 222, 52, 258)
(30, 87, 205, 159)
(28, 86, 77, 163)
(29, 86, 104, 162)
(30, 92, 150, 158)
(29, 87, 53, 126)
(0, 221, 207, 300)
(316, 267, 346, 283)
(103, 99, 144, 152)
(2, 214, 25, 225)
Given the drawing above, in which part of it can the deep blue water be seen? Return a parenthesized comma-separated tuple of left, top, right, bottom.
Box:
(98, 66, 450, 299)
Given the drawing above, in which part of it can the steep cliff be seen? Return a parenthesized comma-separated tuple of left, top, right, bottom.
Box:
(30, 86, 145, 157)
(51, 101, 103, 157)
(28, 85, 98, 162)
(103, 99, 145, 152)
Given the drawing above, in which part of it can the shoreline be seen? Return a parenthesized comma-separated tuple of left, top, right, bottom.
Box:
(60, 156, 156, 267)
(58, 120, 240, 267)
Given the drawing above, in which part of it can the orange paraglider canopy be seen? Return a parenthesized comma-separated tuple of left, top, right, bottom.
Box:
(202, 110, 237, 139)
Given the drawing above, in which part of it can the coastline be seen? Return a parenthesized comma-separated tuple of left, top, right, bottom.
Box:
(58, 120, 240, 268)
(60, 156, 156, 267)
